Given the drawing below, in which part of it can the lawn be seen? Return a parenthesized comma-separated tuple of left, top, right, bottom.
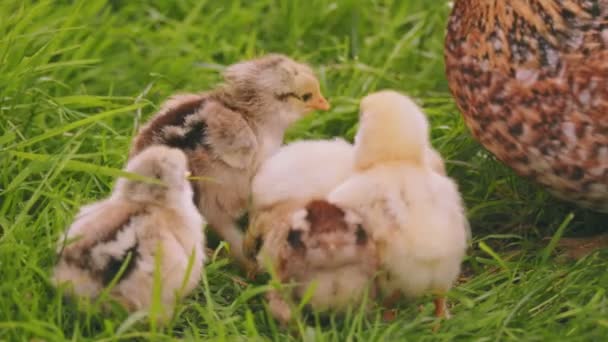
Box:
(1, 0, 607, 341)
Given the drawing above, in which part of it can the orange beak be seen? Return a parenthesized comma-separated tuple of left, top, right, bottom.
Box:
(309, 96, 330, 111)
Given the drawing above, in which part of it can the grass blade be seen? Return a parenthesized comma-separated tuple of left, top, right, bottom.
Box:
(541, 212, 575, 263)
(8, 103, 145, 149)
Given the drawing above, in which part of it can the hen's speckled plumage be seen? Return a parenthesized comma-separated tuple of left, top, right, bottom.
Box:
(445, 0, 608, 211)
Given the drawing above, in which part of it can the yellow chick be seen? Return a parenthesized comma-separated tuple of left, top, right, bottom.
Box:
(130, 54, 330, 270)
(328, 90, 469, 318)
(53, 145, 205, 321)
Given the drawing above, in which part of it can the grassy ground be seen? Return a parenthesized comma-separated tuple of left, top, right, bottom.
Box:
(1, 0, 607, 340)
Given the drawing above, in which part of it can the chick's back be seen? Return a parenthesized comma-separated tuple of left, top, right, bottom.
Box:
(251, 138, 355, 209)
(329, 163, 468, 296)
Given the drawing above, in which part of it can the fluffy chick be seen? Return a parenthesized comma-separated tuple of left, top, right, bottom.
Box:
(329, 90, 469, 318)
(265, 200, 378, 325)
(130, 54, 330, 269)
(244, 138, 356, 276)
(53, 146, 205, 321)
(353, 93, 446, 176)
(243, 139, 375, 324)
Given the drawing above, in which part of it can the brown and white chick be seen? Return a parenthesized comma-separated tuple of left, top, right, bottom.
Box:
(129, 54, 330, 270)
(265, 200, 378, 325)
(242, 139, 376, 324)
(244, 138, 356, 275)
(53, 145, 205, 321)
(328, 90, 469, 319)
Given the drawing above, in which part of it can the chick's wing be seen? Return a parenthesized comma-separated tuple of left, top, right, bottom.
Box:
(201, 101, 258, 170)
(59, 200, 145, 262)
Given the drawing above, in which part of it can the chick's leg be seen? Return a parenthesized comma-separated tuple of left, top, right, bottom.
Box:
(381, 290, 401, 322)
(433, 295, 450, 319)
(208, 214, 255, 272)
(199, 184, 256, 272)
(217, 221, 248, 265)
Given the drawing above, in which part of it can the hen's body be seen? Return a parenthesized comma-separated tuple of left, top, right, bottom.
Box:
(445, 0, 608, 210)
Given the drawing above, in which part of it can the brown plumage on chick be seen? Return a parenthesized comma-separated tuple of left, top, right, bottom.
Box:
(130, 54, 329, 269)
(244, 138, 356, 278)
(445, 1, 608, 255)
(53, 146, 205, 321)
(266, 200, 378, 325)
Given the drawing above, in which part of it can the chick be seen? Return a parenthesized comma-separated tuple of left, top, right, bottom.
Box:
(244, 138, 356, 276)
(329, 90, 469, 318)
(53, 145, 205, 321)
(129, 54, 330, 269)
(265, 200, 378, 325)
(242, 139, 376, 323)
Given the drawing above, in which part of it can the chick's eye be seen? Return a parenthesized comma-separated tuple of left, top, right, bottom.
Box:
(301, 93, 312, 102)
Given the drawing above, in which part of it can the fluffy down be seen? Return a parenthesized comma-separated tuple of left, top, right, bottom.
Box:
(129, 54, 330, 270)
(266, 200, 378, 324)
(329, 165, 467, 297)
(245, 139, 379, 324)
(53, 146, 205, 322)
(251, 138, 355, 210)
(329, 90, 468, 317)
(245, 138, 355, 270)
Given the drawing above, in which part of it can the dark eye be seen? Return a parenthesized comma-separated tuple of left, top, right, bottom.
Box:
(355, 225, 367, 245)
(301, 93, 312, 102)
(287, 229, 305, 249)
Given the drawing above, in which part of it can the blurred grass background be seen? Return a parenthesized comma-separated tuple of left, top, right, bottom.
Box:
(0, 0, 606, 340)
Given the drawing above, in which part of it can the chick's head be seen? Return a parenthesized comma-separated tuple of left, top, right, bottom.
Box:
(223, 54, 329, 121)
(355, 90, 431, 169)
(115, 145, 191, 203)
(284, 200, 371, 270)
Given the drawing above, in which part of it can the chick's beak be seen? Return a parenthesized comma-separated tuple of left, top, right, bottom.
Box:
(184, 171, 192, 178)
(309, 95, 330, 111)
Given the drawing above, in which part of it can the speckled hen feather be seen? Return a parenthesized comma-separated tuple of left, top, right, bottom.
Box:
(445, 0, 608, 211)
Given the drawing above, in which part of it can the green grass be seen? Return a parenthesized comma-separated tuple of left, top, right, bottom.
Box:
(1, 0, 607, 340)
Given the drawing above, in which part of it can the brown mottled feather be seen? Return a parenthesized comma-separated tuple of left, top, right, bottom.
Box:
(130, 94, 206, 157)
(445, 0, 608, 211)
(268, 200, 378, 323)
(305, 200, 348, 234)
(59, 200, 145, 265)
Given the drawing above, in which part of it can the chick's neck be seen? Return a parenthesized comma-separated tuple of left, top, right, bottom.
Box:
(214, 85, 298, 162)
(251, 106, 297, 164)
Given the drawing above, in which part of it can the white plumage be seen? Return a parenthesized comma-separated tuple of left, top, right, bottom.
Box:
(251, 138, 355, 210)
(328, 90, 469, 318)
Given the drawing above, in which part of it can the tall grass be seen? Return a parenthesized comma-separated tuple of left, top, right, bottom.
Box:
(1, 0, 606, 340)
